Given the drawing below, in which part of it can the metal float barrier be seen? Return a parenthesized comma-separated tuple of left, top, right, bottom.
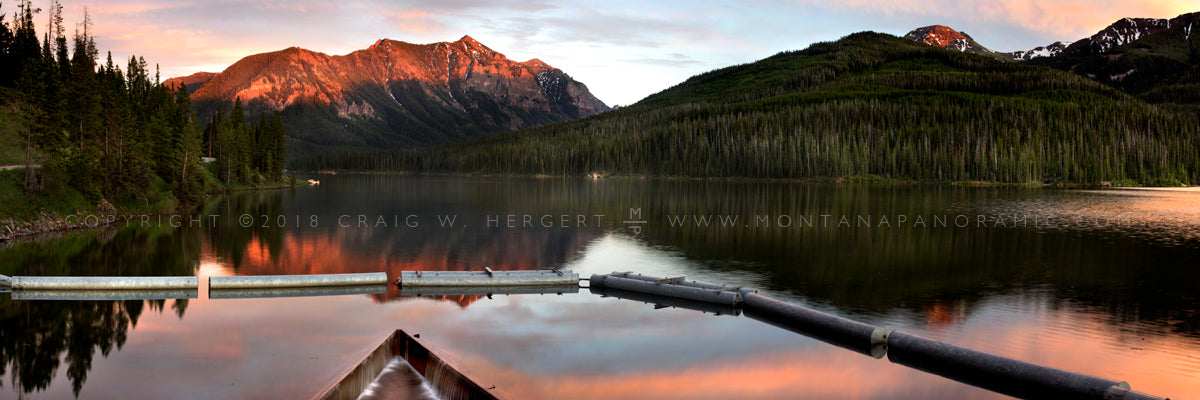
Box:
(400, 284, 579, 297)
(886, 331, 1162, 400)
(209, 272, 388, 289)
(1, 270, 1172, 399)
(209, 284, 388, 299)
(583, 272, 1165, 399)
(589, 285, 740, 316)
(397, 269, 578, 287)
(10, 288, 198, 300)
(3, 275, 198, 290)
(588, 272, 745, 307)
(602, 272, 757, 295)
(742, 292, 888, 359)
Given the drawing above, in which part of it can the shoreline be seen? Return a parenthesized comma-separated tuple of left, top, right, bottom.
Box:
(1108, 186, 1200, 192)
(5, 173, 1194, 243)
(0, 181, 306, 244)
(304, 170, 1200, 189)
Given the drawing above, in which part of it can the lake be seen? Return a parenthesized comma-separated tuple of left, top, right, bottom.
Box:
(1, 175, 1198, 399)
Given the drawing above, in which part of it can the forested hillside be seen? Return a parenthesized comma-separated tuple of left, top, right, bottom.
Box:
(1029, 12, 1200, 104)
(295, 32, 1199, 186)
(0, 0, 286, 222)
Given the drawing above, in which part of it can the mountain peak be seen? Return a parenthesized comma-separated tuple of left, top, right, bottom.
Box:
(906, 25, 967, 48)
(1049, 11, 1200, 57)
(371, 38, 393, 48)
(522, 58, 552, 72)
(456, 35, 486, 49)
(1086, 17, 1171, 53)
(178, 35, 609, 156)
(903, 25, 1004, 59)
(1007, 41, 1068, 60)
(163, 71, 217, 94)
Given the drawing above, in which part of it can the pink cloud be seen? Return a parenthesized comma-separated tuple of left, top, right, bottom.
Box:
(383, 10, 446, 34)
(800, 0, 1197, 40)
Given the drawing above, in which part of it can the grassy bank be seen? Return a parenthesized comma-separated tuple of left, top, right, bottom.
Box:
(0, 166, 301, 242)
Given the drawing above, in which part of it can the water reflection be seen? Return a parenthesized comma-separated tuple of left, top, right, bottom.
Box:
(0, 298, 188, 396)
(0, 176, 1198, 398)
(0, 227, 198, 396)
(626, 184, 1200, 342)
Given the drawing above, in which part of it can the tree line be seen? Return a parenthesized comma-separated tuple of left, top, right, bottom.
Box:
(293, 32, 1200, 186)
(0, 0, 286, 213)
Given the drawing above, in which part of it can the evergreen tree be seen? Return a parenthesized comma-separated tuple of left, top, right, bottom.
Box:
(0, 2, 15, 86)
(227, 98, 249, 182)
(11, 0, 40, 80)
(268, 111, 287, 181)
(0, 3, 277, 204)
(172, 85, 202, 197)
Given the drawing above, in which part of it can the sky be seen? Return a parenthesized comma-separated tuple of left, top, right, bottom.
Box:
(29, 0, 1200, 106)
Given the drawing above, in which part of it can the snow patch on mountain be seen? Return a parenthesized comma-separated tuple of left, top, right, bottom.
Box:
(1088, 17, 1171, 53)
(1008, 42, 1067, 60)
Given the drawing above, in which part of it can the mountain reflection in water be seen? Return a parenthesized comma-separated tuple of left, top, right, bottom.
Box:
(0, 177, 1197, 399)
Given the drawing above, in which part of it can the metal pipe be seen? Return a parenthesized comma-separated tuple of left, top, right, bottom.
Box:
(398, 270, 579, 287)
(608, 272, 758, 296)
(742, 293, 887, 359)
(401, 284, 579, 297)
(209, 272, 388, 289)
(589, 286, 741, 316)
(0, 274, 10, 289)
(886, 331, 1153, 400)
(589, 274, 743, 306)
(9, 276, 198, 290)
(11, 289, 198, 301)
(210, 284, 388, 299)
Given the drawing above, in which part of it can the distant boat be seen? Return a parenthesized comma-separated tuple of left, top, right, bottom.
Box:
(307, 179, 320, 186)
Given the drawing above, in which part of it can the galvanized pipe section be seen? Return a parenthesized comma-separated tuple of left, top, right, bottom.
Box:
(209, 272, 388, 289)
(742, 293, 887, 359)
(210, 284, 388, 299)
(590, 286, 741, 316)
(401, 284, 579, 297)
(589, 274, 742, 306)
(0, 274, 10, 289)
(9, 276, 198, 290)
(608, 272, 758, 296)
(886, 331, 1150, 400)
(398, 270, 579, 287)
(11, 289, 198, 301)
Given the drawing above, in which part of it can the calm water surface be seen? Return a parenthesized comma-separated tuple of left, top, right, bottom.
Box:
(1, 175, 1198, 399)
